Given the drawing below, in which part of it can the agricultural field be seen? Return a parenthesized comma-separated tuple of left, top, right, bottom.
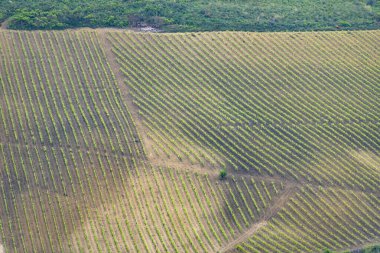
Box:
(0, 28, 379, 253)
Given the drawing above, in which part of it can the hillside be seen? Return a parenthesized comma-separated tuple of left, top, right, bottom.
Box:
(0, 0, 379, 31)
(0, 29, 379, 252)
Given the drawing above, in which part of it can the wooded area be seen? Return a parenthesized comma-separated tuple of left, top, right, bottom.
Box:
(0, 0, 379, 31)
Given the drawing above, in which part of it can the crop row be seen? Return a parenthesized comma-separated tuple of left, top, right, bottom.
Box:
(0, 141, 284, 252)
(108, 31, 380, 190)
(236, 186, 380, 252)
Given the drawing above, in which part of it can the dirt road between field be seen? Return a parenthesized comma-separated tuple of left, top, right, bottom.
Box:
(0, 19, 9, 29)
(219, 185, 297, 252)
(263, 185, 297, 220)
(219, 221, 267, 253)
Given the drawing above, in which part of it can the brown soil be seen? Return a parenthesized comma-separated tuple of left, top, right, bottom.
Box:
(218, 185, 298, 253)
(0, 19, 9, 30)
(219, 221, 267, 253)
(96, 30, 152, 154)
(263, 185, 297, 220)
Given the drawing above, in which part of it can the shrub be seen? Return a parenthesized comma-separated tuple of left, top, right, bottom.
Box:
(219, 169, 227, 180)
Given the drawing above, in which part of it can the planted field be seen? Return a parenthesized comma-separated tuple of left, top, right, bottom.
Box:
(0, 30, 147, 252)
(0, 29, 379, 252)
(109, 30, 380, 189)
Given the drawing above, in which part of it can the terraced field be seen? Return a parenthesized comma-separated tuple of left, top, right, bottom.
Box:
(0, 29, 379, 252)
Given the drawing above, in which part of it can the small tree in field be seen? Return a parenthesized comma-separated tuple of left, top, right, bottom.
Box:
(219, 169, 227, 180)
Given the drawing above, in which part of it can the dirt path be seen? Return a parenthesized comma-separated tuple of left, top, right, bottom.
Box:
(96, 30, 152, 157)
(152, 162, 380, 196)
(0, 19, 9, 30)
(219, 221, 267, 253)
(150, 162, 289, 184)
(263, 185, 297, 220)
(218, 186, 297, 253)
(96, 30, 138, 115)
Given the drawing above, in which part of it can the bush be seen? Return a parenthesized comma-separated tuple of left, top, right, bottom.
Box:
(1, 0, 379, 31)
(219, 169, 227, 180)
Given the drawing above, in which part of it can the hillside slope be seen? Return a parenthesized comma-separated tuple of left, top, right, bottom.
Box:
(108, 30, 380, 189)
(0, 29, 379, 252)
(107, 29, 380, 252)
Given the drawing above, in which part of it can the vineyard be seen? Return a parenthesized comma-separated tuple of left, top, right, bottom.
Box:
(0, 29, 379, 252)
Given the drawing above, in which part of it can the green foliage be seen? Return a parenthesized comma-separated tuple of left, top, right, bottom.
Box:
(0, 12, 4, 22)
(0, 0, 379, 31)
(364, 245, 380, 253)
(9, 9, 67, 29)
(219, 169, 227, 180)
(344, 244, 380, 253)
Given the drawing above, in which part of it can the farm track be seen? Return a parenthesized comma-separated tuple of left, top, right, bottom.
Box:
(219, 221, 267, 253)
(262, 185, 298, 220)
(3, 137, 377, 196)
(219, 186, 297, 253)
(97, 30, 148, 161)
(151, 163, 380, 196)
(0, 20, 8, 30)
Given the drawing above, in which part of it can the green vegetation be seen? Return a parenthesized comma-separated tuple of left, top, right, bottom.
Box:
(0, 0, 379, 31)
(0, 29, 284, 253)
(219, 169, 227, 180)
(110, 30, 380, 188)
(356, 244, 380, 253)
(109, 30, 380, 252)
(0, 29, 379, 252)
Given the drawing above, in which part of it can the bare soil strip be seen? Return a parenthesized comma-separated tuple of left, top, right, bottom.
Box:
(218, 186, 297, 252)
(152, 163, 380, 196)
(0, 19, 9, 29)
(263, 185, 298, 220)
(219, 221, 267, 253)
(96, 30, 143, 127)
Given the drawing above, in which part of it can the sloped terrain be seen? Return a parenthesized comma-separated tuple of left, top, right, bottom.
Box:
(0, 29, 379, 252)
(109, 30, 380, 189)
(107, 30, 380, 252)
